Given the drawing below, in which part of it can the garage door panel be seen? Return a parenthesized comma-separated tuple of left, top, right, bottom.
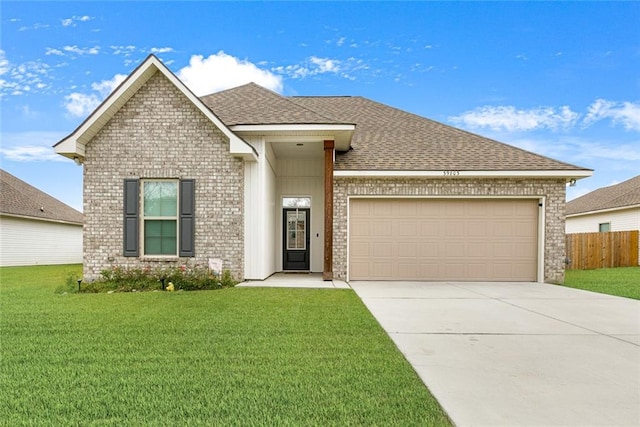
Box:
(372, 242, 393, 258)
(349, 198, 538, 281)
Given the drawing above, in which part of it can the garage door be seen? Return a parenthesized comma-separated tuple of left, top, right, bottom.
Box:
(349, 198, 538, 281)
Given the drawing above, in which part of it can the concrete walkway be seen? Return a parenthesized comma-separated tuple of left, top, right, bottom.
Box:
(350, 281, 640, 427)
(237, 272, 350, 289)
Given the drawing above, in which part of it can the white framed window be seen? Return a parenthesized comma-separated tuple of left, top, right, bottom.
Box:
(141, 180, 178, 255)
(598, 222, 611, 232)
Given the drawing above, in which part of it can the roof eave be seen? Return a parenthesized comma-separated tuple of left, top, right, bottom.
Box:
(334, 170, 594, 179)
(230, 124, 355, 151)
(0, 212, 83, 226)
(566, 203, 640, 218)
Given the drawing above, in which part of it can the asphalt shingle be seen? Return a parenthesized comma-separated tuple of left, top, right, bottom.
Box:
(201, 83, 589, 172)
(0, 169, 83, 224)
(566, 175, 640, 215)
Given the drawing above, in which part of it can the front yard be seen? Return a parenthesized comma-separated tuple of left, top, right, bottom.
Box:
(563, 266, 640, 300)
(0, 264, 450, 426)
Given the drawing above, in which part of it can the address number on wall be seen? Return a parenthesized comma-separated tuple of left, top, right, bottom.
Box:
(443, 170, 461, 176)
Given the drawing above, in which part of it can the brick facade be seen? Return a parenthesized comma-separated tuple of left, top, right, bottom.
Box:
(83, 71, 244, 281)
(332, 177, 567, 283)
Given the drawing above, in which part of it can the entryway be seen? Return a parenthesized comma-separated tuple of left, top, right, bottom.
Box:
(282, 207, 310, 271)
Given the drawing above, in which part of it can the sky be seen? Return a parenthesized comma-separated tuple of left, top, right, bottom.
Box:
(1, 1, 639, 212)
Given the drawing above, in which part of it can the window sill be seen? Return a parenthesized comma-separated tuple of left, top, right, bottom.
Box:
(141, 256, 180, 262)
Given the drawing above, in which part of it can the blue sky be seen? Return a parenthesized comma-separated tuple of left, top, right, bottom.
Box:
(1, 1, 639, 212)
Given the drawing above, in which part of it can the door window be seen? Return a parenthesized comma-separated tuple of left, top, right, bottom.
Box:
(287, 211, 307, 250)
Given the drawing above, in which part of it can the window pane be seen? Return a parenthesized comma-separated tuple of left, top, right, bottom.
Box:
(599, 223, 610, 232)
(283, 197, 311, 208)
(144, 220, 177, 255)
(144, 182, 177, 217)
(286, 211, 306, 250)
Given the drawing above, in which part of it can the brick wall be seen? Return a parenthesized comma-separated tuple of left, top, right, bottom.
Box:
(83, 71, 244, 281)
(333, 177, 567, 283)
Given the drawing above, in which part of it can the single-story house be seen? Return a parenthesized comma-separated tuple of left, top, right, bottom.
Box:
(0, 169, 83, 266)
(566, 174, 640, 264)
(54, 55, 592, 283)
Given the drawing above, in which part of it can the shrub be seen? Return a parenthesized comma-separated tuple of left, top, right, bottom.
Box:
(77, 265, 237, 293)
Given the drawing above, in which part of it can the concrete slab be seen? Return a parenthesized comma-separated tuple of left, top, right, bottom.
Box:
(352, 281, 640, 426)
(361, 297, 590, 335)
(237, 273, 351, 289)
(391, 333, 640, 426)
(350, 281, 483, 299)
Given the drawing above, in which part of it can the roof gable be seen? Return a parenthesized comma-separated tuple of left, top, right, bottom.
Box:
(567, 175, 640, 215)
(54, 55, 257, 162)
(0, 169, 83, 224)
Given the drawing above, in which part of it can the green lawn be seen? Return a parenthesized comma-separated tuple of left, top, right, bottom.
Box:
(0, 265, 450, 426)
(563, 266, 640, 300)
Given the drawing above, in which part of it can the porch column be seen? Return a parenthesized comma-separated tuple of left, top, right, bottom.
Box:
(323, 140, 334, 280)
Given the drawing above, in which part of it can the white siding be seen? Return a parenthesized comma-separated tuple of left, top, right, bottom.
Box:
(243, 137, 278, 280)
(0, 216, 82, 266)
(276, 158, 324, 272)
(566, 207, 640, 264)
(566, 207, 640, 233)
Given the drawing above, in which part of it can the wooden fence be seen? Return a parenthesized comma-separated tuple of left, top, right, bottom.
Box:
(565, 230, 639, 270)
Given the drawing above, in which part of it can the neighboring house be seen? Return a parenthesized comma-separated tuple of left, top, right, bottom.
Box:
(54, 55, 591, 284)
(0, 169, 83, 266)
(566, 175, 640, 264)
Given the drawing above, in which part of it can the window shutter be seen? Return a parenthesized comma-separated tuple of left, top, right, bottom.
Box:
(123, 179, 140, 257)
(179, 179, 195, 257)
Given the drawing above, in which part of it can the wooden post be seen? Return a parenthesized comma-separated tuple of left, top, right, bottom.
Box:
(323, 140, 334, 280)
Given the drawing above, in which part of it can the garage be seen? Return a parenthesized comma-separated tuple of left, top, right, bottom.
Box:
(349, 198, 539, 281)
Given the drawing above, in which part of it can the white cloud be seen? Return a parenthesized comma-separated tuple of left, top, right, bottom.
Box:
(272, 55, 352, 79)
(91, 74, 127, 98)
(0, 131, 70, 162)
(110, 45, 136, 56)
(45, 48, 64, 56)
(62, 15, 93, 27)
(64, 73, 127, 117)
(63, 45, 100, 55)
(450, 105, 579, 132)
(0, 50, 9, 75)
(64, 92, 100, 117)
(150, 47, 174, 54)
(0, 145, 66, 162)
(176, 51, 283, 96)
(310, 56, 339, 73)
(583, 99, 640, 131)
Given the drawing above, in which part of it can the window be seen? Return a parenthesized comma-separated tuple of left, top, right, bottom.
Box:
(142, 180, 178, 255)
(599, 222, 611, 232)
(123, 179, 195, 257)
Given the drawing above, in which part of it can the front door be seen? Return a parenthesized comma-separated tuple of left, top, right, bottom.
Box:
(283, 208, 310, 270)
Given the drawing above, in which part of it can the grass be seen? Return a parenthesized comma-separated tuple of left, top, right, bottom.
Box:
(0, 264, 450, 426)
(562, 266, 640, 300)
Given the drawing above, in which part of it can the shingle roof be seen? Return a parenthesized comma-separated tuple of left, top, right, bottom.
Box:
(201, 83, 589, 172)
(566, 175, 640, 215)
(0, 169, 83, 224)
(200, 83, 349, 126)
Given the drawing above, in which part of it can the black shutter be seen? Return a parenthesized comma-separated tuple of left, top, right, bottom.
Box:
(179, 179, 195, 257)
(123, 179, 140, 257)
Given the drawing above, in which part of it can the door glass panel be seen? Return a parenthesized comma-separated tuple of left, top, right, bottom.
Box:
(283, 197, 311, 208)
(287, 211, 306, 250)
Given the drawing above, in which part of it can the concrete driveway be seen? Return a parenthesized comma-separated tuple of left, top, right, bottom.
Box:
(350, 281, 640, 426)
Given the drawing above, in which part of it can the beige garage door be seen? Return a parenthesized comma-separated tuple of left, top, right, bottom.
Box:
(349, 198, 539, 281)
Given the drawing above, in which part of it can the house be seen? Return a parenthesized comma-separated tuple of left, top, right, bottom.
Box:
(566, 175, 640, 265)
(0, 169, 83, 266)
(54, 55, 592, 284)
